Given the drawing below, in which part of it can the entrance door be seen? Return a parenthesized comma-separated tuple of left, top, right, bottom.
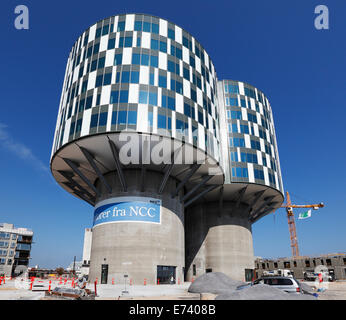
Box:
(101, 264, 108, 284)
(157, 265, 176, 284)
(245, 269, 254, 282)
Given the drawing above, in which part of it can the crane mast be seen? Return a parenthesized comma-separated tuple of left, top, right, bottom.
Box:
(281, 191, 324, 259)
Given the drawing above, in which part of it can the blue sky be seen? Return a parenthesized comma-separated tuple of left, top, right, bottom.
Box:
(0, 0, 345, 268)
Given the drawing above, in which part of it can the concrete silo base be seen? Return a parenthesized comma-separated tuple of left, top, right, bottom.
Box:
(88, 170, 185, 285)
(185, 202, 254, 282)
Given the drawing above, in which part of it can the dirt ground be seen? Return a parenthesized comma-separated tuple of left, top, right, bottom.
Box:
(1, 279, 346, 300)
(316, 281, 346, 300)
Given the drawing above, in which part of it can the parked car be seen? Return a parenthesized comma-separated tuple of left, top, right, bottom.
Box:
(237, 276, 302, 294)
(303, 270, 335, 282)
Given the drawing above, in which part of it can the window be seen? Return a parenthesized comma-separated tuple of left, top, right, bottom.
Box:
(227, 110, 241, 120)
(229, 123, 238, 133)
(130, 71, 139, 84)
(168, 28, 175, 40)
(98, 112, 107, 127)
(132, 53, 140, 65)
(150, 55, 158, 68)
(167, 60, 175, 73)
(227, 84, 239, 94)
(230, 137, 245, 147)
(0, 250, 7, 256)
(103, 73, 112, 85)
(232, 167, 248, 178)
(160, 41, 167, 53)
(117, 21, 125, 31)
(158, 114, 166, 129)
(95, 74, 103, 87)
(139, 91, 148, 104)
(283, 261, 291, 268)
(108, 38, 115, 50)
(81, 80, 88, 93)
(90, 114, 98, 128)
(247, 113, 257, 123)
(119, 36, 133, 48)
(110, 90, 119, 104)
(176, 47, 182, 59)
(134, 20, 142, 31)
(183, 67, 190, 81)
(111, 111, 117, 125)
(143, 21, 150, 32)
(148, 111, 153, 127)
(176, 119, 187, 134)
(254, 169, 264, 180)
(102, 24, 109, 36)
(193, 264, 196, 276)
(149, 92, 157, 105)
(119, 90, 129, 103)
(141, 54, 149, 66)
(0, 233, 10, 240)
(0, 258, 5, 265)
(245, 87, 256, 98)
(230, 151, 238, 162)
(305, 260, 310, 267)
(159, 75, 167, 88)
(85, 95, 93, 109)
(191, 89, 197, 103)
(151, 39, 159, 50)
(127, 111, 137, 125)
(152, 23, 159, 34)
(198, 111, 203, 124)
(118, 111, 127, 124)
(326, 259, 332, 266)
(93, 43, 100, 55)
(184, 103, 191, 117)
(251, 140, 261, 151)
(114, 54, 122, 66)
(182, 36, 188, 48)
(190, 56, 195, 68)
(125, 36, 133, 47)
(167, 97, 175, 110)
(121, 71, 130, 83)
(274, 262, 278, 268)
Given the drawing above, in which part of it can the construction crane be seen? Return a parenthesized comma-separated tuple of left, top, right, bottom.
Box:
(280, 191, 324, 258)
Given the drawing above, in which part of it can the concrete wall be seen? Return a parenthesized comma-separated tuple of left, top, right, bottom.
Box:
(89, 169, 184, 285)
(185, 202, 254, 282)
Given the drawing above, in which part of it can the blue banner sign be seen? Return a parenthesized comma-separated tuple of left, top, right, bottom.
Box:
(93, 197, 161, 227)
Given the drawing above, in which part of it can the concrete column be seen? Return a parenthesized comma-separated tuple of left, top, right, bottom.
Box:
(89, 169, 184, 285)
(185, 202, 254, 282)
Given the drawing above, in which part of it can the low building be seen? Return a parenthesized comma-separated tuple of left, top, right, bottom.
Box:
(0, 223, 34, 276)
(255, 253, 346, 280)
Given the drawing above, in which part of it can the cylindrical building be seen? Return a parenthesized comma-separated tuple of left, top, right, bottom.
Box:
(185, 80, 284, 281)
(51, 13, 284, 284)
(50, 14, 223, 284)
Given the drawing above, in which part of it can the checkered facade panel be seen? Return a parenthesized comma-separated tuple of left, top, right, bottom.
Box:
(51, 14, 220, 162)
(219, 80, 283, 193)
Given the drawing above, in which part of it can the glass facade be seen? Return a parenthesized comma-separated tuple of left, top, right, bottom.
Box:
(51, 14, 220, 162)
(220, 80, 283, 193)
